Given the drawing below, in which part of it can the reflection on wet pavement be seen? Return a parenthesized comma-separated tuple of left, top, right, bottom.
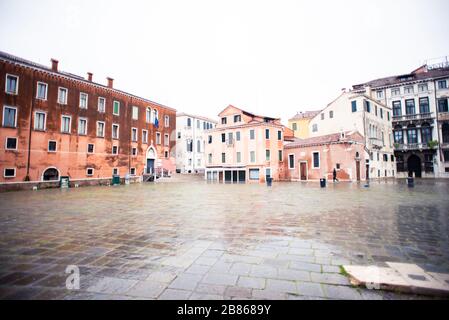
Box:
(0, 177, 448, 300)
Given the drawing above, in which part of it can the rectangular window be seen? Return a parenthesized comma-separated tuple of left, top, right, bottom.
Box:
(312, 124, 318, 132)
(405, 99, 416, 115)
(376, 91, 383, 99)
(142, 130, 148, 144)
(375, 105, 378, 116)
(97, 121, 105, 137)
(131, 147, 137, 156)
(249, 169, 259, 180)
(164, 134, 169, 146)
(407, 128, 418, 144)
(87, 144, 94, 154)
(438, 80, 447, 89)
(130, 168, 136, 175)
(278, 150, 283, 162)
(422, 126, 432, 144)
(187, 118, 191, 127)
(221, 133, 226, 143)
(112, 124, 119, 139)
(234, 115, 241, 123)
(113, 101, 120, 115)
(132, 106, 139, 120)
(221, 153, 226, 163)
(228, 132, 233, 144)
(34, 111, 46, 131)
(113, 168, 119, 175)
(321, 113, 324, 120)
(98, 97, 106, 113)
(380, 108, 384, 119)
(221, 117, 227, 125)
(419, 97, 430, 114)
(288, 154, 295, 169)
(250, 129, 255, 140)
(404, 86, 414, 94)
(48, 140, 57, 152)
(292, 123, 298, 131)
(79, 92, 88, 109)
(236, 152, 241, 163)
(112, 145, 118, 155)
(392, 101, 402, 116)
(165, 151, 169, 159)
(364, 100, 371, 113)
(36, 82, 48, 100)
(391, 88, 400, 96)
(444, 150, 449, 163)
(387, 111, 390, 121)
(86, 168, 94, 176)
(250, 151, 256, 163)
(187, 140, 193, 152)
(4, 168, 16, 178)
(438, 98, 448, 113)
(313, 152, 320, 168)
(78, 118, 87, 135)
(165, 115, 169, 127)
(61, 116, 71, 133)
(236, 131, 241, 141)
(58, 87, 68, 104)
(418, 83, 428, 92)
(5, 74, 18, 94)
(208, 135, 212, 144)
(208, 153, 212, 164)
(5, 137, 17, 150)
(156, 132, 161, 145)
(131, 128, 138, 141)
(351, 101, 357, 112)
(265, 149, 270, 161)
(277, 130, 282, 140)
(146, 108, 151, 123)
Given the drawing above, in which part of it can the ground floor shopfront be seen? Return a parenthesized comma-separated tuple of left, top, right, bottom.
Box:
(205, 166, 277, 183)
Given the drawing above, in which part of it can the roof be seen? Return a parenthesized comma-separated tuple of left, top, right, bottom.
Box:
(352, 65, 449, 90)
(219, 105, 280, 122)
(285, 131, 364, 149)
(289, 110, 321, 121)
(0, 50, 176, 112)
(176, 112, 218, 123)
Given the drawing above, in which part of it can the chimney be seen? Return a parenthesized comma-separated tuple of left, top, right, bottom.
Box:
(51, 59, 59, 72)
(87, 72, 93, 82)
(107, 77, 114, 88)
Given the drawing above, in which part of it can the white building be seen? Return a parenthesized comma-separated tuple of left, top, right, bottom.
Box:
(176, 113, 217, 174)
(352, 62, 449, 178)
(309, 91, 396, 179)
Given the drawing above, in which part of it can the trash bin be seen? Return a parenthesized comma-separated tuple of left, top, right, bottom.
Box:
(112, 175, 120, 186)
(320, 178, 326, 188)
(407, 177, 414, 187)
(266, 177, 273, 187)
(60, 176, 70, 189)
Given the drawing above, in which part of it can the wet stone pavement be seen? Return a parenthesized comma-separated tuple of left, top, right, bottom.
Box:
(0, 176, 448, 300)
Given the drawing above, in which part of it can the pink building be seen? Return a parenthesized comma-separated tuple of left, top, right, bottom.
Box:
(283, 131, 367, 182)
(204, 105, 294, 183)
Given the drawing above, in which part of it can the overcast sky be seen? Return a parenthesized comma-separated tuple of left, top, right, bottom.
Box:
(1, 0, 449, 123)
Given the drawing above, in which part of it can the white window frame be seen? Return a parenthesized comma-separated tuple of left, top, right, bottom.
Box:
(78, 117, 88, 135)
(156, 132, 161, 145)
(34, 111, 47, 131)
(418, 83, 428, 92)
(48, 140, 57, 153)
(312, 151, 321, 169)
(165, 115, 170, 127)
(61, 115, 72, 134)
(87, 143, 95, 154)
(5, 74, 19, 95)
(438, 80, 447, 89)
(142, 129, 148, 144)
(98, 97, 106, 113)
(250, 151, 256, 163)
(288, 153, 295, 169)
(3, 168, 16, 178)
(79, 92, 88, 109)
(131, 147, 137, 157)
(146, 107, 151, 123)
(86, 168, 94, 176)
(112, 145, 119, 155)
(112, 168, 119, 176)
(376, 90, 383, 99)
(113, 101, 120, 115)
(5, 137, 18, 151)
(96, 121, 105, 138)
(164, 134, 169, 146)
(2, 106, 17, 128)
(112, 124, 120, 140)
(131, 127, 138, 142)
(58, 87, 68, 105)
(36, 82, 48, 100)
(248, 168, 260, 181)
(132, 106, 139, 120)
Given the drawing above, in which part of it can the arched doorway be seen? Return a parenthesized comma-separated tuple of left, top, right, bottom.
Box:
(146, 147, 157, 174)
(42, 167, 59, 181)
(407, 155, 421, 178)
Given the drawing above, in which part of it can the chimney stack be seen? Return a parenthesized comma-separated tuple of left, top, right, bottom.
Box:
(107, 77, 114, 88)
(87, 72, 93, 82)
(51, 59, 59, 72)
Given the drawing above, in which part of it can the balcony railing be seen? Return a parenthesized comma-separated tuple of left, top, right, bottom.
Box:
(394, 143, 432, 151)
(392, 113, 434, 122)
(369, 137, 384, 148)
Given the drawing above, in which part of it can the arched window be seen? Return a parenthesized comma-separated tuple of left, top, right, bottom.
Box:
(355, 152, 360, 158)
(197, 140, 201, 153)
(407, 124, 417, 144)
(43, 168, 59, 181)
(442, 123, 449, 143)
(152, 109, 158, 122)
(421, 123, 432, 144)
(146, 108, 151, 123)
(394, 125, 403, 144)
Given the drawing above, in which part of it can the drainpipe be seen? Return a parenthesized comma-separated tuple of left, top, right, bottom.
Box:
(25, 70, 37, 181)
(192, 118, 196, 173)
(433, 79, 443, 172)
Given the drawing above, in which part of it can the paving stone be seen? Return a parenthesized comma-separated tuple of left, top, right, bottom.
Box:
(266, 279, 297, 294)
(189, 293, 224, 300)
(86, 277, 138, 295)
(126, 280, 167, 298)
(229, 263, 252, 276)
(237, 276, 266, 289)
(159, 289, 192, 300)
(279, 254, 315, 263)
(310, 273, 350, 286)
(146, 271, 177, 283)
(224, 286, 252, 299)
(195, 257, 218, 266)
(250, 265, 277, 278)
(277, 268, 310, 282)
(252, 289, 286, 300)
(297, 282, 325, 298)
(168, 274, 202, 291)
(322, 265, 341, 273)
(290, 262, 322, 273)
(202, 273, 238, 286)
(288, 248, 314, 256)
(185, 264, 211, 275)
(195, 284, 227, 295)
(322, 284, 362, 300)
(201, 250, 225, 258)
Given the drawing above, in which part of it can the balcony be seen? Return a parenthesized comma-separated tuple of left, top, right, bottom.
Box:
(392, 113, 434, 124)
(369, 137, 384, 149)
(394, 143, 432, 151)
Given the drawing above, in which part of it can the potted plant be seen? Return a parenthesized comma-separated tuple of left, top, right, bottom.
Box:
(427, 140, 439, 149)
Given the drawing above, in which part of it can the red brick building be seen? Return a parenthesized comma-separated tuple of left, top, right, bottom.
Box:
(283, 131, 367, 182)
(0, 51, 176, 191)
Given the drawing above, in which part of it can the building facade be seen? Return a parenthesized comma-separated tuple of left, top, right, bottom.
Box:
(204, 105, 294, 183)
(352, 63, 449, 178)
(288, 110, 321, 139)
(0, 51, 176, 191)
(283, 131, 366, 182)
(176, 113, 217, 174)
(308, 92, 395, 179)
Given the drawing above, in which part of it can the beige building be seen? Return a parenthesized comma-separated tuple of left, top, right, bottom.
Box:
(288, 110, 321, 139)
(204, 105, 294, 183)
(309, 91, 395, 179)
